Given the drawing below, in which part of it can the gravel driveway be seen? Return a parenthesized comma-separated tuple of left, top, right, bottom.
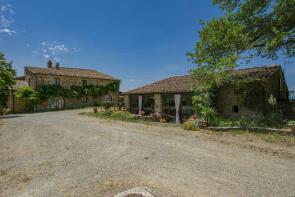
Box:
(0, 109, 295, 197)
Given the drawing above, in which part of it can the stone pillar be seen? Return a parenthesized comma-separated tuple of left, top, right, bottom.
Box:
(154, 94, 162, 118)
(123, 95, 130, 110)
(174, 94, 181, 124)
(138, 95, 142, 115)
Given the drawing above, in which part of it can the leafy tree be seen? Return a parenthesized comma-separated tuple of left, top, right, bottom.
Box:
(188, 0, 295, 68)
(188, 0, 295, 124)
(0, 52, 16, 108)
(14, 86, 39, 111)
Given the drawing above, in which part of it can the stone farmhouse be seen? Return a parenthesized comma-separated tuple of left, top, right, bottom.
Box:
(8, 61, 119, 113)
(123, 65, 292, 123)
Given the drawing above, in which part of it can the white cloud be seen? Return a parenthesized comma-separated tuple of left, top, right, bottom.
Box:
(0, 1, 16, 35)
(43, 54, 49, 59)
(0, 27, 15, 34)
(41, 41, 69, 61)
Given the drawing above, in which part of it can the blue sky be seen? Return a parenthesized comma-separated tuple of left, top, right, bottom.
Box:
(0, 0, 294, 91)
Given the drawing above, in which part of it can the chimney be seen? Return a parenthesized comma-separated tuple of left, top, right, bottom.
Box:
(47, 60, 53, 68)
(55, 62, 60, 69)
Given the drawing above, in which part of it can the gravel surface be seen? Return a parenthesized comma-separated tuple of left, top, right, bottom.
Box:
(0, 109, 295, 197)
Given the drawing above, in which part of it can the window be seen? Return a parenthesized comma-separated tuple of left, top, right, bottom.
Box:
(81, 96, 87, 103)
(82, 80, 87, 86)
(28, 77, 31, 86)
(54, 78, 60, 86)
(104, 95, 112, 102)
(232, 105, 239, 113)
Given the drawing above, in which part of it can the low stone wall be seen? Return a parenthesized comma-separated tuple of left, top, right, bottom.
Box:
(207, 126, 293, 135)
(11, 91, 119, 113)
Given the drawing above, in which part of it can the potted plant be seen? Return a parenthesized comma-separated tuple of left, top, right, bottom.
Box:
(140, 111, 145, 116)
(93, 102, 98, 113)
(198, 119, 208, 128)
(288, 121, 295, 136)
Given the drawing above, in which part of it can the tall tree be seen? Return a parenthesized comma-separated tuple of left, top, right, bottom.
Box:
(0, 52, 16, 107)
(188, 0, 295, 70)
(187, 0, 295, 123)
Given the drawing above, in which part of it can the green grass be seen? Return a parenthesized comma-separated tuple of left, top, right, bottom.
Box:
(227, 130, 295, 147)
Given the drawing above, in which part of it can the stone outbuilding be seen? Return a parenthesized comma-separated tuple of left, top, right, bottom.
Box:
(123, 65, 290, 123)
(8, 62, 119, 113)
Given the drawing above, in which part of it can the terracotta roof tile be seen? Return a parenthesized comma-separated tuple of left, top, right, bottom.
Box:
(123, 65, 281, 95)
(25, 66, 117, 80)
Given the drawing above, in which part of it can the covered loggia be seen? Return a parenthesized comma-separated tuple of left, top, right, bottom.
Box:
(129, 94, 155, 116)
(126, 93, 193, 124)
(161, 94, 193, 123)
(123, 75, 194, 124)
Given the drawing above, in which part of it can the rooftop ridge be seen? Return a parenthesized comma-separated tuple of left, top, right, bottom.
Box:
(123, 64, 283, 95)
(24, 65, 118, 80)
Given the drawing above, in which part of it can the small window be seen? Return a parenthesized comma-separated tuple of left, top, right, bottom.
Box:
(104, 95, 112, 102)
(232, 105, 239, 113)
(28, 77, 31, 86)
(82, 80, 87, 86)
(54, 78, 60, 86)
(82, 96, 87, 103)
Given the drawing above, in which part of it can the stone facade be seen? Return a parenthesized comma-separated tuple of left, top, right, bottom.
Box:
(123, 95, 130, 110)
(123, 65, 290, 121)
(154, 94, 162, 117)
(10, 66, 119, 113)
(216, 69, 289, 119)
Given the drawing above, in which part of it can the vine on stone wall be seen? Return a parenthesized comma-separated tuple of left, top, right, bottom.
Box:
(226, 75, 268, 112)
(37, 80, 120, 101)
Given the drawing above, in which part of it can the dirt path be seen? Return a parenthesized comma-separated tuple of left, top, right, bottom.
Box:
(0, 109, 295, 197)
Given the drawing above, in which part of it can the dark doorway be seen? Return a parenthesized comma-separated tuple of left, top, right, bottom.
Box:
(130, 95, 139, 114)
(142, 95, 155, 115)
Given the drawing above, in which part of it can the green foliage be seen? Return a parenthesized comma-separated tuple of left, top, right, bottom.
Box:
(91, 109, 138, 122)
(189, 0, 295, 70)
(0, 52, 16, 89)
(0, 52, 16, 108)
(183, 120, 199, 131)
(14, 86, 39, 111)
(37, 85, 71, 100)
(36, 80, 120, 101)
(214, 112, 286, 129)
(225, 76, 268, 111)
(188, 0, 295, 123)
(190, 67, 228, 125)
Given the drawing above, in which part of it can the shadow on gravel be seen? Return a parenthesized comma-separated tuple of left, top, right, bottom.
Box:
(0, 115, 22, 119)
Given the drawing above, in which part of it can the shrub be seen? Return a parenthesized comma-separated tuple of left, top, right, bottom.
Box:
(14, 86, 39, 111)
(93, 109, 137, 122)
(183, 120, 199, 131)
(110, 110, 136, 121)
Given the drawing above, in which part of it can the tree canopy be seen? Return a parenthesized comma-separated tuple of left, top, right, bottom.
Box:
(188, 0, 295, 70)
(187, 0, 295, 123)
(0, 52, 16, 108)
(0, 52, 15, 89)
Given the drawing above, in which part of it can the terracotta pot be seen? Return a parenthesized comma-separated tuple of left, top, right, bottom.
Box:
(93, 107, 98, 113)
(198, 120, 208, 128)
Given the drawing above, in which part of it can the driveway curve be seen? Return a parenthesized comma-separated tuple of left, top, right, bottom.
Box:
(0, 109, 294, 197)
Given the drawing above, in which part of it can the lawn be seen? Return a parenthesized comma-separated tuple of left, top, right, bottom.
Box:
(83, 109, 295, 147)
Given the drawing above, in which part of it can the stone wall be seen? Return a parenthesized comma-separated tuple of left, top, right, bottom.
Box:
(36, 74, 113, 88)
(216, 86, 258, 119)
(216, 69, 288, 119)
(12, 70, 119, 113)
(154, 94, 162, 118)
(123, 95, 130, 110)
